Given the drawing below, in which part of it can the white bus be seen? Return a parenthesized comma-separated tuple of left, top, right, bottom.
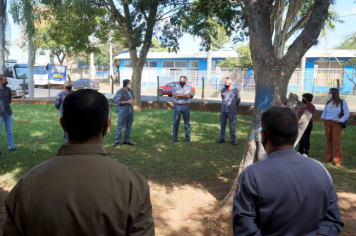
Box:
(34, 64, 67, 86)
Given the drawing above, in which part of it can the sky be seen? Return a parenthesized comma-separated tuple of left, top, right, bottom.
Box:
(7, 0, 356, 64)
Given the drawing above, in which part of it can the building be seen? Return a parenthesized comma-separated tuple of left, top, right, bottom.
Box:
(115, 50, 356, 95)
(115, 51, 244, 89)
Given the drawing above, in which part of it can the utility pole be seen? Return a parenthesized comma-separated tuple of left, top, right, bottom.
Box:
(90, 35, 95, 80)
(109, 35, 113, 91)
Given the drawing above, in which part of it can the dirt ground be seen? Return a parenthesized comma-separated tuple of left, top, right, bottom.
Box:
(0, 182, 354, 235)
(0, 181, 354, 236)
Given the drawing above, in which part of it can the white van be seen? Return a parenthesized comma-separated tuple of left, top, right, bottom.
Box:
(4, 60, 29, 97)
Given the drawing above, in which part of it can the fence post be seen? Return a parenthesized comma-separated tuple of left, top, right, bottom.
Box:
(21, 74, 26, 100)
(157, 76, 159, 102)
(201, 77, 204, 103)
(67, 75, 72, 83)
(241, 69, 244, 93)
(111, 75, 114, 94)
(337, 79, 340, 92)
(216, 75, 218, 98)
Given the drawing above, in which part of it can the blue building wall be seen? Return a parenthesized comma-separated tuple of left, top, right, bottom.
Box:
(120, 56, 356, 93)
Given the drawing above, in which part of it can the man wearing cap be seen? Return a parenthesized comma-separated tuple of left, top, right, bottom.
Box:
(114, 79, 136, 147)
(172, 76, 194, 143)
(55, 81, 72, 144)
(217, 78, 240, 146)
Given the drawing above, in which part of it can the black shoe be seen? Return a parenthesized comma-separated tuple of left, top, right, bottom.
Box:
(10, 148, 17, 152)
(186, 139, 191, 143)
(217, 139, 225, 143)
(123, 142, 134, 146)
(114, 143, 120, 148)
(172, 139, 177, 143)
(231, 141, 237, 146)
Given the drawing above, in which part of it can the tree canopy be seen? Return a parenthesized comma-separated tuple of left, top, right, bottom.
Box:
(334, 31, 356, 50)
(217, 43, 253, 70)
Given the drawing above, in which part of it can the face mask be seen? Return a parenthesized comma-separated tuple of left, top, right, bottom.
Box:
(180, 82, 185, 86)
(3, 82, 8, 86)
(328, 94, 332, 99)
(225, 85, 230, 89)
(302, 99, 306, 104)
(66, 86, 72, 91)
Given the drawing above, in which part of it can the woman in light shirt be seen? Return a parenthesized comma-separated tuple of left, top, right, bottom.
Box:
(321, 88, 350, 166)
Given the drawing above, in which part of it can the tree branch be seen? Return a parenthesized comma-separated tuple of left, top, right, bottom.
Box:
(282, 0, 308, 40)
(285, 4, 313, 41)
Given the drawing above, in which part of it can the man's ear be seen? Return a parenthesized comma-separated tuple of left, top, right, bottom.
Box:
(103, 119, 111, 136)
(60, 117, 68, 133)
(261, 130, 267, 143)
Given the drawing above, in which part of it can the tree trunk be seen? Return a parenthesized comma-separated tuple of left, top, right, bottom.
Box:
(0, 0, 5, 74)
(207, 44, 212, 87)
(130, 57, 144, 112)
(28, 37, 35, 99)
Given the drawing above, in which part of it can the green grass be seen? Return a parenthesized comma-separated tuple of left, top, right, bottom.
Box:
(0, 104, 355, 201)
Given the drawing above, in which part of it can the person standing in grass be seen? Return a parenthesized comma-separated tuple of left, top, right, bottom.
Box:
(297, 93, 316, 157)
(0, 75, 16, 152)
(233, 106, 344, 236)
(217, 78, 240, 146)
(3, 89, 155, 236)
(172, 76, 194, 143)
(114, 79, 136, 147)
(321, 88, 350, 166)
(55, 81, 72, 144)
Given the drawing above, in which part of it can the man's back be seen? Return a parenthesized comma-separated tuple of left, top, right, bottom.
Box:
(233, 149, 343, 236)
(4, 144, 154, 236)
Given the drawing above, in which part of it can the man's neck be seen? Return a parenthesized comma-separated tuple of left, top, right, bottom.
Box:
(69, 138, 103, 145)
(267, 145, 294, 155)
(65, 89, 70, 94)
(124, 87, 129, 91)
(0, 84, 4, 89)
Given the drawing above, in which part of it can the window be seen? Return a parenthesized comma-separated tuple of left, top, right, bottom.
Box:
(175, 61, 187, 68)
(144, 61, 157, 68)
(163, 61, 174, 68)
(189, 61, 199, 69)
(124, 61, 132, 67)
(34, 66, 49, 75)
(5, 67, 13, 77)
(162, 61, 188, 78)
(167, 83, 175, 87)
(163, 61, 187, 68)
(314, 60, 345, 86)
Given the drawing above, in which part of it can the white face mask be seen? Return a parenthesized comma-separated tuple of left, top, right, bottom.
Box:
(328, 94, 332, 99)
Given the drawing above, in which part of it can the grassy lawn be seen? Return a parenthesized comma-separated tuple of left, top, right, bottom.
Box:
(0, 104, 355, 235)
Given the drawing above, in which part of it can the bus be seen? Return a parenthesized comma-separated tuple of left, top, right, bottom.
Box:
(34, 64, 67, 86)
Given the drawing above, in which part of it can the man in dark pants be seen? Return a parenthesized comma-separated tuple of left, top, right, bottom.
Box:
(0, 75, 16, 152)
(232, 107, 344, 236)
(172, 76, 194, 143)
(217, 78, 240, 145)
(298, 93, 316, 157)
(55, 81, 72, 144)
(114, 79, 136, 147)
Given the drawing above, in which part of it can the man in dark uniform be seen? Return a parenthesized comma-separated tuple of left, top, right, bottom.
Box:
(217, 78, 240, 145)
(233, 107, 344, 236)
(3, 89, 155, 236)
(55, 81, 72, 144)
(0, 75, 16, 152)
(114, 79, 136, 147)
(172, 76, 194, 143)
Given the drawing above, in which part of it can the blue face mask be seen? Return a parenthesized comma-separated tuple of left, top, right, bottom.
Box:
(328, 94, 332, 99)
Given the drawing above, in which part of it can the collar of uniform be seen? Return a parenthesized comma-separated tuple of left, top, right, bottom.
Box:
(267, 148, 297, 158)
(56, 144, 107, 157)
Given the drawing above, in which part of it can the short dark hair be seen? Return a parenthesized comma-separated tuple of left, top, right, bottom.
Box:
(302, 93, 313, 102)
(180, 76, 187, 80)
(123, 79, 131, 87)
(0, 74, 6, 81)
(63, 90, 109, 142)
(261, 106, 298, 146)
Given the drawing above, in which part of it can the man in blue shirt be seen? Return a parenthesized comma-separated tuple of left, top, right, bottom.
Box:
(55, 81, 72, 144)
(172, 76, 194, 143)
(0, 75, 16, 152)
(233, 106, 344, 236)
(217, 78, 240, 145)
(114, 79, 136, 147)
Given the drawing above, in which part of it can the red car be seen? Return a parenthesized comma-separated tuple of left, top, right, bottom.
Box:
(158, 81, 196, 98)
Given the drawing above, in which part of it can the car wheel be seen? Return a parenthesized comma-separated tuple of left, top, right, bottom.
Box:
(84, 86, 88, 89)
(159, 90, 164, 97)
(168, 94, 172, 97)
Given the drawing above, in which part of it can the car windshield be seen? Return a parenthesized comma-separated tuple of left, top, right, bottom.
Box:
(52, 65, 65, 74)
(15, 67, 29, 79)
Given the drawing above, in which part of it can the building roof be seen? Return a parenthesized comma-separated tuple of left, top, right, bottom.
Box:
(115, 51, 238, 60)
(304, 50, 355, 58)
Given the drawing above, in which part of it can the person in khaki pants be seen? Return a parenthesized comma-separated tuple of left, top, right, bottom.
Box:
(321, 88, 350, 166)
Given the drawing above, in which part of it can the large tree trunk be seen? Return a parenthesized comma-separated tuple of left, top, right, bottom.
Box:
(130, 56, 144, 112)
